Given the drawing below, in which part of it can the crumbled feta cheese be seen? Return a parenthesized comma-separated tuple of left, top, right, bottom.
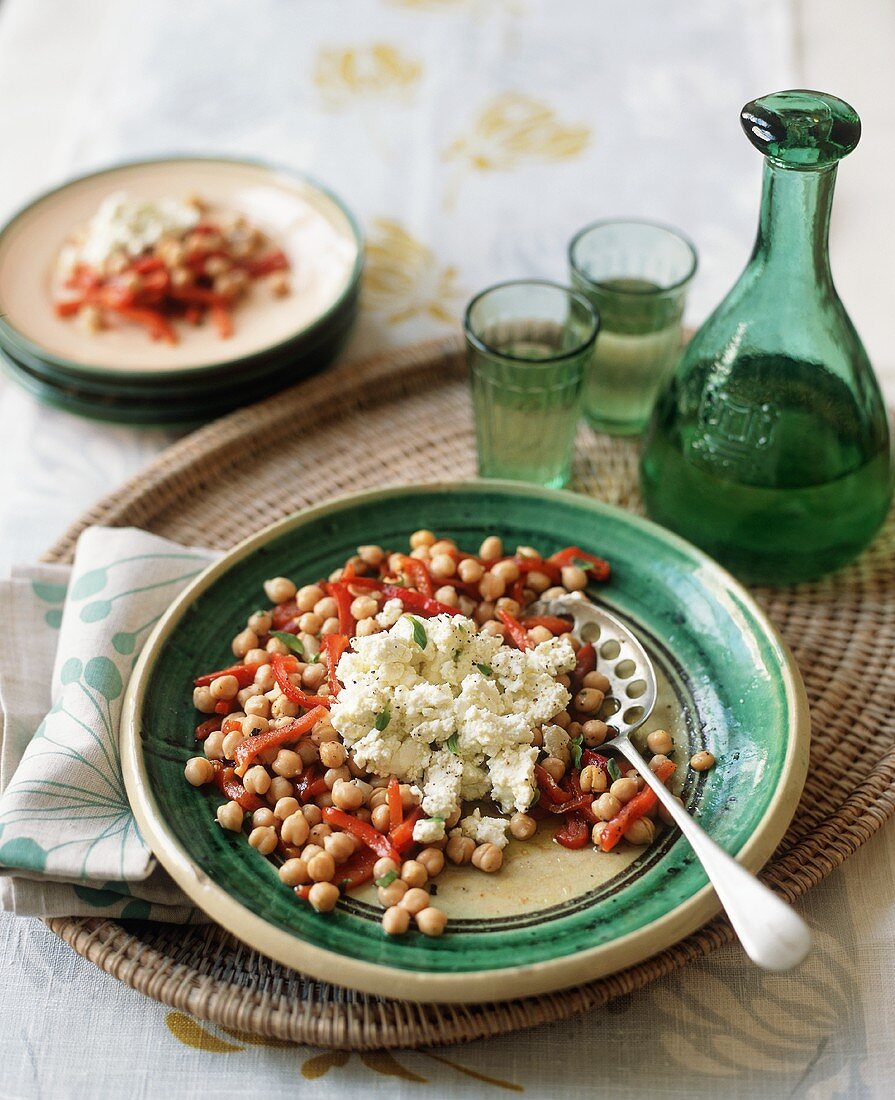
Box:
(542, 725, 571, 762)
(412, 817, 446, 844)
(376, 598, 404, 629)
(459, 809, 510, 849)
(330, 613, 574, 819)
(61, 192, 200, 270)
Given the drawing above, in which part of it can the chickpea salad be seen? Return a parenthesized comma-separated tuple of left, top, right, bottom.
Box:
(184, 532, 716, 939)
(54, 192, 291, 343)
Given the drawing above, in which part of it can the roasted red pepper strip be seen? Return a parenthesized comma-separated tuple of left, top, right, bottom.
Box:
(555, 810, 590, 849)
(387, 776, 403, 829)
(195, 717, 222, 741)
(380, 585, 461, 618)
(270, 653, 331, 709)
(571, 643, 596, 691)
(520, 615, 572, 635)
(535, 764, 571, 805)
(510, 555, 563, 584)
(246, 249, 289, 277)
(213, 699, 234, 716)
(389, 806, 423, 854)
(336, 846, 378, 892)
(271, 600, 300, 630)
(295, 767, 328, 804)
(323, 807, 401, 863)
(324, 634, 350, 696)
(233, 706, 326, 776)
(395, 555, 434, 597)
(213, 765, 264, 811)
(497, 609, 531, 651)
(599, 759, 677, 852)
(325, 582, 356, 636)
(581, 750, 609, 772)
(194, 663, 256, 688)
(549, 546, 611, 582)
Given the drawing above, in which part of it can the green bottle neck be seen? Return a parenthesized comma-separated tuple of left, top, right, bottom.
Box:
(751, 160, 837, 287)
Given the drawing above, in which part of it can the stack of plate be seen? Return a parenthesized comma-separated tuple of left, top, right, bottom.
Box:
(0, 157, 363, 425)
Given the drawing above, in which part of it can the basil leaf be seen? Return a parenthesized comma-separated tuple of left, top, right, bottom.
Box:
(375, 870, 397, 888)
(570, 734, 584, 770)
(476, 663, 492, 676)
(374, 708, 391, 732)
(270, 631, 304, 655)
(529, 789, 540, 808)
(408, 615, 427, 648)
(607, 759, 622, 782)
(446, 733, 459, 755)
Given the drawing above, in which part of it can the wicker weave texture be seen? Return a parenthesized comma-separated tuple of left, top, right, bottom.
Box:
(43, 336, 895, 1049)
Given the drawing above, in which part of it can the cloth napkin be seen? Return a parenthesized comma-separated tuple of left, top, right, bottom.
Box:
(0, 527, 217, 921)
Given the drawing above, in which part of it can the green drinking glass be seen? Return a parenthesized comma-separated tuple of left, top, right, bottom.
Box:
(464, 280, 599, 489)
(569, 220, 697, 435)
(640, 90, 893, 584)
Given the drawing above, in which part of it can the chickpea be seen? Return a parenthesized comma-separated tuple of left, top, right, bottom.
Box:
(221, 730, 245, 759)
(209, 674, 239, 701)
(193, 685, 216, 714)
(271, 750, 302, 778)
(274, 796, 300, 820)
(574, 688, 605, 715)
(444, 806, 462, 829)
(542, 585, 568, 601)
(399, 887, 431, 915)
(434, 586, 460, 608)
(243, 765, 272, 796)
(552, 710, 571, 730)
(595, 793, 622, 821)
(371, 804, 392, 832)
(446, 834, 475, 864)
(417, 847, 446, 877)
(644, 729, 673, 755)
(541, 756, 566, 781)
(320, 617, 340, 636)
(294, 584, 322, 612)
(491, 560, 520, 584)
(216, 801, 244, 831)
(526, 571, 551, 593)
(324, 766, 350, 790)
(415, 907, 448, 937)
(561, 565, 589, 591)
(319, 741, 347, 769)
(478, 572, 506, 601)
(355, 618, 379, 638)
(279, 858, 310, 886)
(400, 860, 428, 888)
(591, 822, 606, 847)
(480, 621, 506, 639)
(378, 878, 409, 907)
(531, 729, 544, 748)
(264, 577, 297, 604)
(323, 832, 357, 864)
(494, 597, 521, 617)
(579, 765, 608, 794)
(268, 776, 293, 802)
(232, 628, 259, 658)
(241, 714, 269, 738)
(649, 753, 672, 775)
(331, 779, 365, 812)
(245, 648, 270, 669)
(244, 695, 270, 719)
(610, 777, 639, 804)
(381, 905, 411, 935)
(458, 558, 484, 583)
(582, 720, 609, 748)
(313, 596, 338, 620)
(307, 882, 340, 912)
(301, 804, 323, 827)
(474, 600, 495, 625)
(581, 672, 610, 694)
(280, 813, 310, 848)
(302, 663, 327, 692)
(429, 553, 456, 579)
(308, 823, 332, 845)
(690, 750, 716, 771)
(266, 636, 290, 656)
(623, 818, 656, 846)
(251, 808, 276, 830)
(302, 844, 325, 864)
(248, 825, 277, 855)
(409, 529, 436, 549)
(369, 788, 389, 810)
(306, 850, 336, 883)
(471, 843, 503, 873)
(479, 535, 503, 561)
(248, 610, 273, 634)
(399, 784, 418, 810)
(254, 664, 276, 691)
(528, 626, 553, 645)
(509, 812, 537, 841)
(184, 757, 215, 786)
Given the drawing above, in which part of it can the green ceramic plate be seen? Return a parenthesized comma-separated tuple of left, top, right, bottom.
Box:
(121, 482, 809, 1003)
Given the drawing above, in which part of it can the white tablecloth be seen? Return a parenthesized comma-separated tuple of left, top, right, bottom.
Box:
(1, 1, 893, 1096)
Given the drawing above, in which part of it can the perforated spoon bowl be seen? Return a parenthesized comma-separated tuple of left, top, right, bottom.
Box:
(530, 593, 812, 971)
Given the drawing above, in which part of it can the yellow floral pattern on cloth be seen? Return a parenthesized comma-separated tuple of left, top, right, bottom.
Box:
(164, 1012, 523, 1091)
(363, 218, 464, 326)
(445, 92, 591, 172)
(313, 43, 422, 108)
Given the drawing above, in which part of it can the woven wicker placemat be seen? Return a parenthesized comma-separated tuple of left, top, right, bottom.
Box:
(42, 336, 895, 1050)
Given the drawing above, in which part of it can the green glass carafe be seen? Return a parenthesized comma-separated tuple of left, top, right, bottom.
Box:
(640, 90, 892, 584)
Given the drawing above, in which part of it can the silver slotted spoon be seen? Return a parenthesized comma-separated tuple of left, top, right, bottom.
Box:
(530, 593, 812, 971)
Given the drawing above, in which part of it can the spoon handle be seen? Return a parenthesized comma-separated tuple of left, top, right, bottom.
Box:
(612, 737, 812, 971)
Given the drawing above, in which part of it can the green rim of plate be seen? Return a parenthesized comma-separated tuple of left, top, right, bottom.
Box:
(0, 154, 365, 384)
(121, 482, 810, 1003)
